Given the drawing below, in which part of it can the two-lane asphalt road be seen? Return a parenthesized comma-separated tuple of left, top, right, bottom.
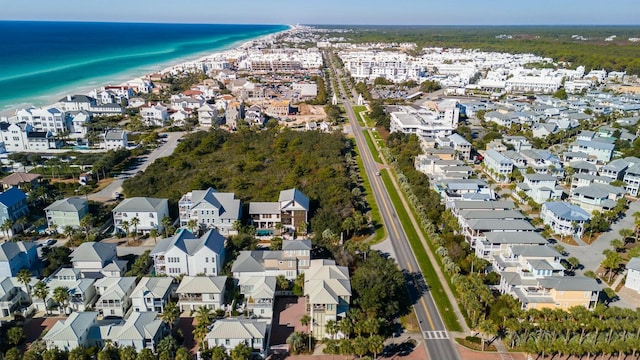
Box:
(329, 58, 460, 359)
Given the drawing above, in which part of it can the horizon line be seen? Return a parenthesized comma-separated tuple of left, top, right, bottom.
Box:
(1, 19, 640, 27)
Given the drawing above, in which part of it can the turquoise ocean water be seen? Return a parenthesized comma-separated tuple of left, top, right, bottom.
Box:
(0, 21, 287, 112)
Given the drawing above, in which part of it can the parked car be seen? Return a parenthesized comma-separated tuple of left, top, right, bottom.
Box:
(44, 239, 57, 246)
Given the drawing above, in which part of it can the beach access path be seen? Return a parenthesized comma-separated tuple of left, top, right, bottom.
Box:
(89, 131, 185, 202)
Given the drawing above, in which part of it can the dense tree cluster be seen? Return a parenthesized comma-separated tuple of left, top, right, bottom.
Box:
(324, 26, 640, 75)
(122, 128, 358, 237)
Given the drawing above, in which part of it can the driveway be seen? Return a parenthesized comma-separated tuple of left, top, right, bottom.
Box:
(89, 131, 184, 202)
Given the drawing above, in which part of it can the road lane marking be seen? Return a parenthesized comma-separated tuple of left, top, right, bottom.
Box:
(423, 331, 449, 340)
(407, 262, 436, 330)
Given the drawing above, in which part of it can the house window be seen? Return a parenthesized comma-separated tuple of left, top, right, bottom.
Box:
(225, 339, 230, 346)
(205, 257, 209, 263)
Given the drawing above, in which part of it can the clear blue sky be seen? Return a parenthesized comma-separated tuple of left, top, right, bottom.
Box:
(2, 0, 639, 25)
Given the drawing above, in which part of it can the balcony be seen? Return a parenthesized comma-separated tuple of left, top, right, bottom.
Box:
(179, 294, 203, 301)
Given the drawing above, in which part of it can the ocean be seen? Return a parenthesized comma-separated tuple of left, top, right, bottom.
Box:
(0, 21, 288, 113)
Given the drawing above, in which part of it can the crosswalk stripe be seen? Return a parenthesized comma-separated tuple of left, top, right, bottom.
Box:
(422, 331, 449, 340)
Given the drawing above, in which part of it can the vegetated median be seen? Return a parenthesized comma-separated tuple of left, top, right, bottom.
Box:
(353, 143, 386, 243)
(362, 130, 382, 163)
(380, 170, 462, 331)
(353, 105, 368, 127)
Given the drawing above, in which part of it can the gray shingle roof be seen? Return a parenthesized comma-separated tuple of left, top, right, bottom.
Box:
(113, 197, 168, 213)
(71, 242, 117, 264)
(45, 197, 88, 213)
(150, 229, 225, 257)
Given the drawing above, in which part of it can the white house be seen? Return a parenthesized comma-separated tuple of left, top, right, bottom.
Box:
(94, 276, 137, 317)
(150, 229, 226, 277)
(232, 240, 311, 281)
(140, 104, 169, 126)
(130, 277, 175, 313)
(15, 106, 69, 135)
(71, 242, 126, 279)
(239, 276, 276, 319)
(516, 174, 562, 204)
(178, 188, 242, 236)
(43, 311, 101, 351)
(484, 149, 513, 183)
(0, 241, 38, 278)
(104, 129, 127, 150)
(570, 140, 615, 164)
(112, 197, 170, 234)
(625, 257, 640, 293)
(305, 259, 351, 339)
(205, 319, 268, 358)
(570, 183, 625, 214)
(540, 202, 591, 237)
(36, 268, 96, 313)
(176, 276, 227, 312)
(0, 277, 34, 319)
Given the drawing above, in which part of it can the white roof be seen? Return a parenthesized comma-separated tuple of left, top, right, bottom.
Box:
(304, 259, 351, 305)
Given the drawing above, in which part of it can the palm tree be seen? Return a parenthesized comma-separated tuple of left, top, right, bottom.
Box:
(619, 228, 634, 244)
(195, 306, 212, 328)
(120, 220, 130, 240)
(16, 216, 28, 234)
(477, 319, 498, 351)
(186, 218, 198, 234)
(79, 214, 95, 241)
(338, 318, 353, 339)
(368, 335, 384, 360)
(52, 286, 69, 315)
(130, 217, 140, 241)
(161, 216, 172, 238)
(63, 225, 75, 240)
(149, 229, 159, 244)
(16, 268, 32, 305)
(325, 319, 338, 340)
(353, 336, 369, 357)
(1, 218, 14, 239)
(286, 332, 304, 354)
(33, 281, 49, 314)
(161, 301, 180, 332)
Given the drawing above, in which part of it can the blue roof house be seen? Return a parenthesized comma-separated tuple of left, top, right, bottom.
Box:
(0, 187, 29, 236)
(540, 202, 591, 238)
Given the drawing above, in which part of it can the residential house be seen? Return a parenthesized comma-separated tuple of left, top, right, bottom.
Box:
(494, 245, 565, 284)
(502, 136, 533, 152)
(249, 188, 310, 234)
(516, 174, 562, 204)
(599, 158, 630, 181)
(464, 219, 536, 249)
(570, 183, 625, 214)
(475, 232, 548, 260)
(205, 319, 268, 358)
(570, 140, 615, 163)
(94, 276, 137, 317)
(305, 259, 351, 339)
(15, 106, 69, 135)
(448, 200, 517, 216)
(150, 229, 226, 277)
(43, 311, 101, 351)
(444, 133, 472, 161)
(0, 241, 38, 278)
(239, 276, 276, 319)
(178, 188, 242, 236)
(130, 277, 174, 313)
(37, 268, 96, 313)
(198, 103, 221, 128)
(623, 163, 640, 196)
(483, 149, 513, 183)
(532, 123, 558, 138)
(624, 257, 640, 293)
(44, 311, 166, 352)
(71, 242, 126, 279)
(45, 197, 89, 230)
(112, 197, 170, 234)
(0, 277, 34, 318)
(232, 240, 312, 281)
(0, 187, 29, 235)
(100, 311, 166, 351)
(176, 276, 227, 311)
(140, 104, 169, 126)
(540, 202, 591, 237)
(508, 276, 600, 310)
(0, 172, 40, 191)
(104, 130, 127, 150)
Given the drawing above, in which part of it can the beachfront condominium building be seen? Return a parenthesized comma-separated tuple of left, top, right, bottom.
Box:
(14, 106, 70, 135)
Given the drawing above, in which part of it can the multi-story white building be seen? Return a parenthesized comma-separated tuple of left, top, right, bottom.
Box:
(140, 104, 169, 127)
(305, 259, 351, 339)
(104, 129, 127, 150)
(505, 76, 562, 93)
(112, 197, 169, 235)
(389, 106, 459, 140)
(176, 276, 227, 312)
(150, 229, 226, 277)
(178, 188, 242, 236)
(14, 106, 69, 135)
(130, 277, 174, 313)
(484, 149, 513, 183)
(625, 257, 640, 293)
(540, 202, 590, 237)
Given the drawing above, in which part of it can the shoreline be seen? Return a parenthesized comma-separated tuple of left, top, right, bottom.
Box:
(0, 24, 293, 117)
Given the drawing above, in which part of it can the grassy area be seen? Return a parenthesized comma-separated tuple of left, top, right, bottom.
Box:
(361, 111, 376, 128)
(381, 170, 463, 331)
(362, 130, 382, 163)
(353, 145, 386, 243)
(352, 105, 367, 126)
